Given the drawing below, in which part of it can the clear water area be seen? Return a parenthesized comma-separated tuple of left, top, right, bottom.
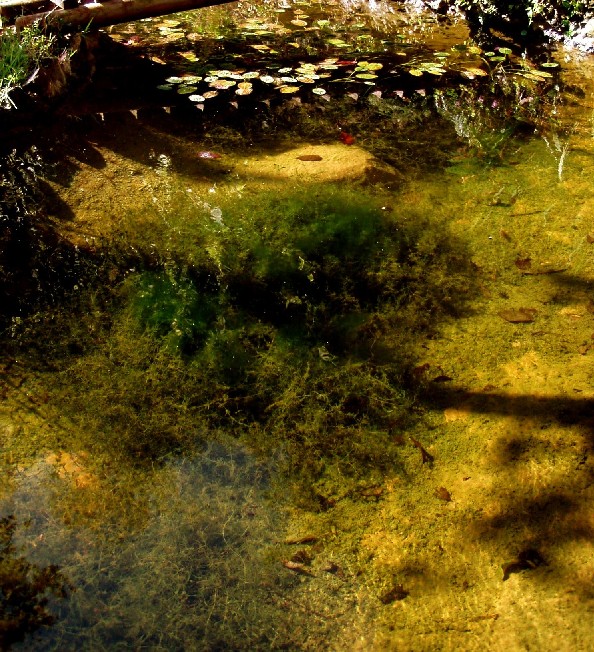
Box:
(2, 1, 594, 650)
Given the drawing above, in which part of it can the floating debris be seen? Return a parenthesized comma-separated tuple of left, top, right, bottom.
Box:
(197, 151, 222, 159)
(297, 154, 323, 161)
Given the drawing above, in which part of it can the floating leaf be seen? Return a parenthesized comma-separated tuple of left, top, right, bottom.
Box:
(291, 19, 308, 26)
(177, 85, 198, 94)
(260, 75, 276, 84)
(297, 76, 316, 83)
(339, 131, 355, 145)
(409, 69, 423, 76)
(463, 67, 488, 77)
(366, 62, 383, 71)
(297, 154, 322, 161)
(156, 84, 173, 91)
(188, 94, 206, 102)
(165, 76, 185, 84)
(179, 52, 198, 62)
(530, 69, 554, 78)
(242, 71, 260, 79)
(356, 73, 378, 79)
(278, 67, 293, 74)
(281, 76, 298, 82)
(250, 44, 270, 51)
(541, 62, 559, 68)
(498, 47, 513, 55)
(210, 79, 236, 90)
(328, 38, 349, 47)
(209, 70, 234, 78)
(520, 72, 548, 81)
(203, 90, 219, 99)
(279, 86, 300, 93)
(312, 87, 327, 95)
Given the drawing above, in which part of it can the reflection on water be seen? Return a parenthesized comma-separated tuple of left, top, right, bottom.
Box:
(2, 1, 594, 650)
(3, 443, 292, 650)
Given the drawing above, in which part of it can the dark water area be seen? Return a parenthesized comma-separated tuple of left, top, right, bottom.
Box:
(2, 2, 594, 650)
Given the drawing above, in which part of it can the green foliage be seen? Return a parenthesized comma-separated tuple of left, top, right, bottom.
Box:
(455, 0, 588, 36)
(130, 267, 218, 354)
(0, 26, 56, 107)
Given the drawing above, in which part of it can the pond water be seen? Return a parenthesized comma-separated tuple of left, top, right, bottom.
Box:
(2, 1, 594, 650)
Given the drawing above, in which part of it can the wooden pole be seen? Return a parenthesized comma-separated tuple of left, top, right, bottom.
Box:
(15, 0, 239, 32)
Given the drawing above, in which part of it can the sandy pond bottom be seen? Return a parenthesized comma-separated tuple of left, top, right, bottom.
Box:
(3, 74, 594, 650)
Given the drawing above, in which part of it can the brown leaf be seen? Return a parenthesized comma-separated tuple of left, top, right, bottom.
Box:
(380, 584, 409, 603)
(282, 560, 314, 576)
(498, 307, 538, 323)
(514, 257, 532, 270)
(434, 487, 452, 502)
(297, 154, 323, 161)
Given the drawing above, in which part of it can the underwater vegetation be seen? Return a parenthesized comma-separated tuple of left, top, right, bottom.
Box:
(0, 516, 70, 648)
(16, 184, 475, 497)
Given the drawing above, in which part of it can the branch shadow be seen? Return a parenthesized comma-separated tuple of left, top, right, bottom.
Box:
(420, 382, 594, 592)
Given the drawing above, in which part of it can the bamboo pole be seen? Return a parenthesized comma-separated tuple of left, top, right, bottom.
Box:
(15, 0, 238, 31)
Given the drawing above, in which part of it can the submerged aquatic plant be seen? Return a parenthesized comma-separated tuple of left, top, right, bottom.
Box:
(36, 184, 473, 490)
(0, 516, 70, 648)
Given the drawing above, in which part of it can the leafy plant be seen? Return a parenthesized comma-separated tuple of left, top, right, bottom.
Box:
(0, 25, 56, 107)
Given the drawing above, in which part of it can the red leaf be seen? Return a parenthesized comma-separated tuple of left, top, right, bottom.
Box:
(197, 151, 222, 159)
(339, 131, 355, 145)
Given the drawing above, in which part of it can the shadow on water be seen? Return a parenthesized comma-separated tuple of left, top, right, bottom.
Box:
(418, 377, 594, 588)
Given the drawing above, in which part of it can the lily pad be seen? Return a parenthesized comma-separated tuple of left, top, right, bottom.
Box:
(177, 85, 199, 95)
(210, 79, 236, 90)
(236, 82, 253, 95)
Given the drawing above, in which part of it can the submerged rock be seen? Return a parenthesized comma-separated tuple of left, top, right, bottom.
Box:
(236, 144, 403, 188)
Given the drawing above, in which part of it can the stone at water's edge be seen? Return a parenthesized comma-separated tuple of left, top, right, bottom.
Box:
(235, 144, 403, 187)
